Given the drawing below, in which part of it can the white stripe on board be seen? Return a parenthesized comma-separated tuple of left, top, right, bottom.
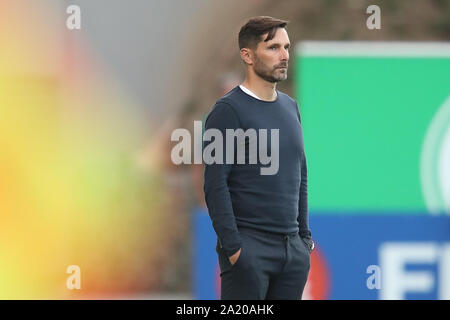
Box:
(296, 41, 450, 57)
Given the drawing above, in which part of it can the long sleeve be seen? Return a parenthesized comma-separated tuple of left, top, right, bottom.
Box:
(298, 149, 312, 240)
(203, 102, 242, 257)
(295, 103, 312, 241)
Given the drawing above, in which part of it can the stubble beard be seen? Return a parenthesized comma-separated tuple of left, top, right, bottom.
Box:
(253, 53, 288, 83)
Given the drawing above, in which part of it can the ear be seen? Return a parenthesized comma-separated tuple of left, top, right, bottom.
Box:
(240, 48, 253, 65)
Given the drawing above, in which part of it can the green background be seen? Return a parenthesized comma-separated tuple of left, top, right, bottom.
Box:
(295, 55, 450, 213)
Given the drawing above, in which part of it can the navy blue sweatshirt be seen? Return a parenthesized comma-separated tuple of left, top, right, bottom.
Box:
(203, 85, 311, 257)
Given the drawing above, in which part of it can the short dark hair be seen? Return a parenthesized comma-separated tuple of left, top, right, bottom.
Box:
(238, 16, 289, 50)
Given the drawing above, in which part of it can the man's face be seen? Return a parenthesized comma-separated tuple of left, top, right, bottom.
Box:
(252, 28, 290, 83)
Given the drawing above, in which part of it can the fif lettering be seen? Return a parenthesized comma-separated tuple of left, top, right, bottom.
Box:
(379, 242, 450, 300)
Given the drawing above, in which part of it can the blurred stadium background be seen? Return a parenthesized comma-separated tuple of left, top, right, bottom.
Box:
(0, 0, 449, 299)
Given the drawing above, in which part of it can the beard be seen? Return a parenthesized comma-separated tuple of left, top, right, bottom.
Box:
(253, 53, 288, 83)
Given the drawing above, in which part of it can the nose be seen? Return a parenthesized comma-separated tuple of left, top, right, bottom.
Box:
(281, 47, 289, 61)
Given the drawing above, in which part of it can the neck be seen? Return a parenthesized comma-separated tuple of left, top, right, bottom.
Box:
(241, 71, 277, 101)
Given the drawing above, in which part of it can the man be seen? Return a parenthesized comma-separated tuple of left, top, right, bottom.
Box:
(203, 16, 314, 300)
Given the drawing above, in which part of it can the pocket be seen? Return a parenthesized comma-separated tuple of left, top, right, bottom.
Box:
(217, 242, 245, 274)
(300, 236, 312, 254)
(230, 233, 249, 269)
(230, 247, 244, 268)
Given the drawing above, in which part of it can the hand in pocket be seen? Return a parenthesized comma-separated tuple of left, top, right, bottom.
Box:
(229, 248, 242, 266)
